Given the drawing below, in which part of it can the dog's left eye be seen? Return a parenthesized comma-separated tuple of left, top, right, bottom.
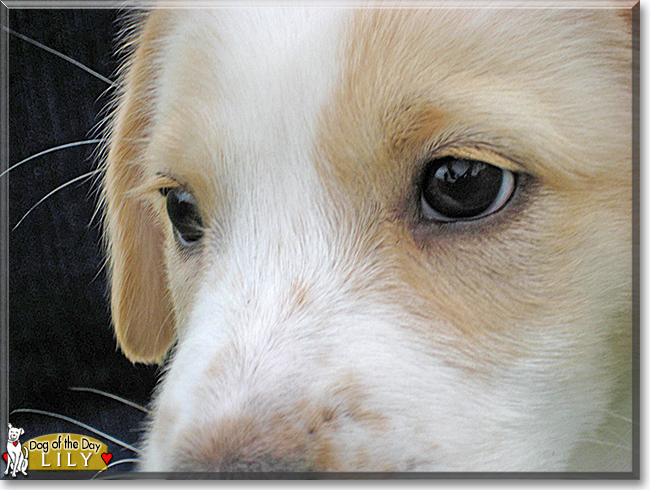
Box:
(159, 188, 204, 247)
(420, 157, 517, 222)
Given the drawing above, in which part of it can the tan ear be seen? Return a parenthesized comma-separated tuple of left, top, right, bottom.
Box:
(103, 11, 175, 364)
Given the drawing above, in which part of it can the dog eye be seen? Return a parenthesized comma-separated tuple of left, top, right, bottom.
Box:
(420, 157, 516, 222)
(160, 188, 204, 247)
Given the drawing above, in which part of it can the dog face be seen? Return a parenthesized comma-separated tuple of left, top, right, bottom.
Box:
(103, 6, 633, 472)
(7, 425, 24, 443)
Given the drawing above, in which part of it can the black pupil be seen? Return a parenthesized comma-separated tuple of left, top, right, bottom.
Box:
(165, 189, 203, 243)
(422, 157, 504, 219)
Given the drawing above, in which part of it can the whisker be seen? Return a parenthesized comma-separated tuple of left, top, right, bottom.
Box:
(91, 458, 140, 479)
(12, 169, 102, 230)
(4, 26, 118, 88)
(87, 169, 107, 228)
(10, 408, 139, 454)
(88, 200, 104, 229)
(0, 139, 103, 180)
(89, 256, 109, 287)
(90, 261, 108, 287)
(69, 387, 151, 415)
(598, 409, 636, 425)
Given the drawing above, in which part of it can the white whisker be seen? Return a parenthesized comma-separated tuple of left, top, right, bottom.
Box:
(89, 260, 108, 287)
(87, 168, 107, 228)
(88, 200, 104, 228)
(4, 26, 118, 88)
(69, 387, 151, 415)
(0, 139, 103, 180)
(91, 459, 140, 479)
(598, 409, 636, 425)
(12, 169, 102, 230)
(10, 408, 139, 454)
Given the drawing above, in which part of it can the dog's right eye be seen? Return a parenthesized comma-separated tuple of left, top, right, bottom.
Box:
(159, 188, 204, 248)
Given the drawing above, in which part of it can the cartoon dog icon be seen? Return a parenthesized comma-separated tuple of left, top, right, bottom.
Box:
(4, 424, 28, 477)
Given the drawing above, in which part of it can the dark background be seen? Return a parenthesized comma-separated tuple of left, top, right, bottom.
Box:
(8, 9, 158, 473)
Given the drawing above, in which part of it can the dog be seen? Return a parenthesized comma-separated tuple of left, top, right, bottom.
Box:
(5, 424, 28, 477)
(101, 4, 634, 473)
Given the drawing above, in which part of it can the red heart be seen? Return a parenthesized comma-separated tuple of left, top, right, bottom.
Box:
(101, 453, 112, 465)
(2, 453, 7, 463)
(12, 442, 17, 447)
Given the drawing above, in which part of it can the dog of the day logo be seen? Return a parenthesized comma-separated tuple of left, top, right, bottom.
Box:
(3, 425, 112, 475)
(4, 424, 28, 477)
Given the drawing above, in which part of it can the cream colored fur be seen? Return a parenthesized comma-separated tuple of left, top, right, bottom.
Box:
(102, 3, 634, 472)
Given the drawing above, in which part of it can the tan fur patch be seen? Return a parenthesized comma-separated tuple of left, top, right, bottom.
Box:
(315, 8, 632, 370)
(103, 9, 177, 363)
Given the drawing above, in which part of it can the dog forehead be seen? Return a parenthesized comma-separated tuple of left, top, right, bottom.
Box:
(147, 8, 629, 193)
(151, 9, 346, 164)
(318, 8, 631, 192)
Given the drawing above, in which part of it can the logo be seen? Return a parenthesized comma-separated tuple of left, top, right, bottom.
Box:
(3, 423, 29, 478)
(3, 426, 113, 476)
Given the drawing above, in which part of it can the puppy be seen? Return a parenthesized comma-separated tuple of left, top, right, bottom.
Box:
(102, 4, 634, 473)
(5, 424, 28, 477)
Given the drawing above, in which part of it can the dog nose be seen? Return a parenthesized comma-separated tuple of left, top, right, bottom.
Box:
(205, 455, 311, 473)
(174, 451, 313, 473)
(170, 417, 317, 473)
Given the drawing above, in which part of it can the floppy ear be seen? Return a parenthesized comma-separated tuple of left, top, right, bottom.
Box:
(102, 11, 175, 364)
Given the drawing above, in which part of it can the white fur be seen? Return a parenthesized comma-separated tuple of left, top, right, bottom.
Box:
(106, 7, 633, 473)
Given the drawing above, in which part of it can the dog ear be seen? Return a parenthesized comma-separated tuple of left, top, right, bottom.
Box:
(103, 11, 175, 364)
(19, 429, 23, 436)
